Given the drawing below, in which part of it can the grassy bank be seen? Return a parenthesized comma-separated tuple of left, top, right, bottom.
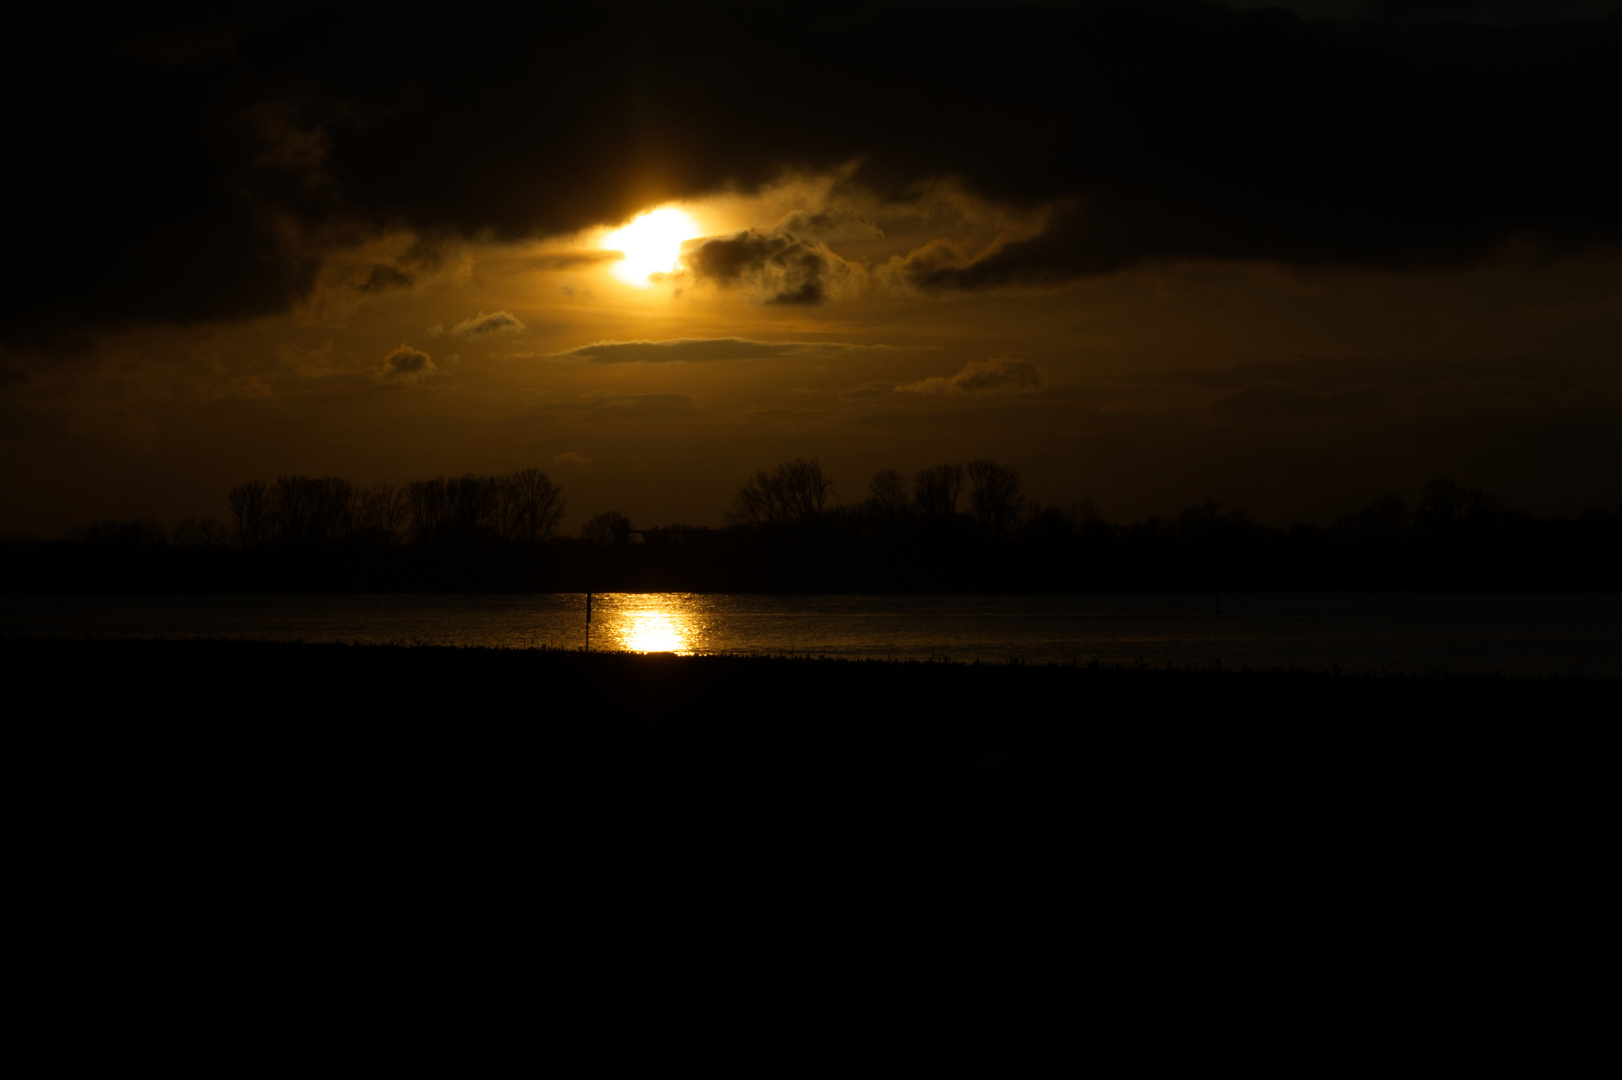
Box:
(9, 636, 1610, 1033)
(11, 637, 1610, 864)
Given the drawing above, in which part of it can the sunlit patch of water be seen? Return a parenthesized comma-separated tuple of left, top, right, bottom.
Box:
(618, 611, 690, 653)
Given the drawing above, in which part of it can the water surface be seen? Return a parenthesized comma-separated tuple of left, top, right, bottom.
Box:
(3, 592, 1617, 677)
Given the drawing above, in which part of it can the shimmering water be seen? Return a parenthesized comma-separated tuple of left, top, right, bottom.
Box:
(3, 592, 1618, 677)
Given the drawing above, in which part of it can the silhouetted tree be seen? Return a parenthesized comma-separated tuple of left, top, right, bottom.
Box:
(407, 474, 487, 545)
(353, 483, 408, 547)
(729, 458, 834, 526)
(1349, 491, 1408, 542)
(406, 469, 564, 546)
(498, 468, 565, 544)
(228, 480, 268, 549)
(406, 477, 450, 545)
(866, 469, 912, 520)
(270, 476, 354, 546)
(445, 474, 498, 544)
(913, 463, 964, 519)
(967, 459, 1023, 534)
(1416, 478, 1496, 534)
(581, 510, 631, 547)
(172, 518, 231, 547)
(1023, 501, 1074, 541)
(1068, 499, 1105, 530)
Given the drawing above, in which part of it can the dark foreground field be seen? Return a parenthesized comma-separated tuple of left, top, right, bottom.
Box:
(6, 638, 1613, 1052)
(11, 636, 1611, 870)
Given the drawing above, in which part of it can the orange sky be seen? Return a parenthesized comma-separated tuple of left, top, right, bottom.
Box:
(3, 3, 1619, 535)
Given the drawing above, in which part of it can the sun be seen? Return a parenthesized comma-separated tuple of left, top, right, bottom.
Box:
(601, 207, 703, 287)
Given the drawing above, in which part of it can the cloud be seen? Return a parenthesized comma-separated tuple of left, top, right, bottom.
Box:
(7, 2, 1620, 343)
(358, 264, 414, 292)
(447, 310, 525, 337)
(897, 358, 1042, 396)
(380, 344, 436, 380)
(529, 251, 619, 270)
(682, 227, 861, 304)
(773, 209, 883, 243)
(552, 337, 885, 364)
(553, 450, 592, 464)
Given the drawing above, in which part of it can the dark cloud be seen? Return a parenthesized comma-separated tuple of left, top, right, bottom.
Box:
(683, 229, 858, 304)
(774, 210, 883, 242)
(449, 310, 524, 337)
(359, 264, 414, 292)
(6, 1, 1619, 342)
(897, 358, 1043, 396)
(529, 251, 620, 270)
(553, 338, 879, 363)
(380, 344, 435, 380)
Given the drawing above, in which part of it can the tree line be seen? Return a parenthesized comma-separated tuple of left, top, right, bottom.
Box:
(728, 459, 1027, 535)
(205, 470, 562, 549)
(6, 458, 1619, 592)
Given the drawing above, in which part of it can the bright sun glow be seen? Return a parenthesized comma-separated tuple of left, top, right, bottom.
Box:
(601, 207, 702, 287)
(621, 612, 687, 653)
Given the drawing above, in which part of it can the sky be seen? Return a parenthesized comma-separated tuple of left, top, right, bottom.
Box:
(3, 0, 1619, 535)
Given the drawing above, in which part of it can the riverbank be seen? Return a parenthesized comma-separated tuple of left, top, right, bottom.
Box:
(10, 637, 1610, 865)
(10, 633, 1610, 1037)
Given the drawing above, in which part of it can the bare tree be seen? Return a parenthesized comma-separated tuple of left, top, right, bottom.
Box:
(866, 468, 911, 519)
(731, 470, 782, 526)
(1350, 491, 1407, 542)
(411, 474, 494, 545)
(267, 475, 355, 545)
(406, 477, 450, 545)
(1417, 478, 1495, 530)
(500, 468, 565, 544)
(728, 458, 834, 526)
(228, 479, 268, 549)
(353, 483, 408, 546)
(913, 463, 965, 519)
(408, 470, 562, 545)
(172, 518, 231, 547)
(581, 510, 631, 547)
(448, 474, 498, 543)
(967, 459, 1023, 534)
(1068, 499, 1105, 530)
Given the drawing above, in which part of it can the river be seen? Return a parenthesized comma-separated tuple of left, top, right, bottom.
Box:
(3, 591, 1618, 677)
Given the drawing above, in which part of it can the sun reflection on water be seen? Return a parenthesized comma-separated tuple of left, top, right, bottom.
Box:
(618, 610, 691, 653)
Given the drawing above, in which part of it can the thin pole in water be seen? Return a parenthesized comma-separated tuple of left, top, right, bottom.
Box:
(585, 591, 592, 652)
